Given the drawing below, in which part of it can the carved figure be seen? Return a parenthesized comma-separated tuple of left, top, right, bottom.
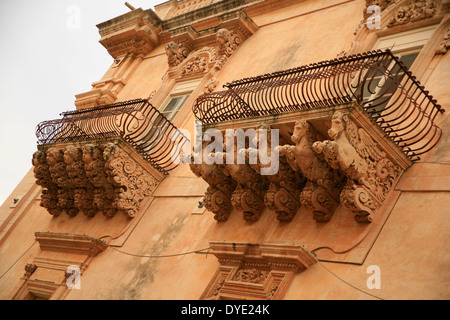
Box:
(245, 124, 306, 222)
(277, 120, 344, 222)
(165, 41, 189, 67)
(82, 144, 117, 217)
(189, 142, 237, 222)
(313, 111, 400, 222)
(220, 130, 269, 222)
(32, 150, 62, 216)
(64, 145, 97, 217)
(216, 28, 241, 57)
(46, 147, 79, 216)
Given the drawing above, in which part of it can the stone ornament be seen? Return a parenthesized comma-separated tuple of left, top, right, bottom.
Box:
(246, 124, 306, 222)
(387, 0, 437, 27)
(189, 148, 237, 222)
(216, 28, 241, 57)
(165, 41, 190, 67)
(201, 242, 316, 300)
(313, 111, 401, 222)
(33, 142, 160, 218)
(278, 120, 345, 222)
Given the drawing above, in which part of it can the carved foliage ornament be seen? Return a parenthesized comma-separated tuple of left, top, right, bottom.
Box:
(33, 142, 159, 218)
(387, 0, 437, 27)
(313, 111, 400, 222)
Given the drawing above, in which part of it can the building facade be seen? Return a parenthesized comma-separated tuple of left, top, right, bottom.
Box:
(0, 0, 449, 300)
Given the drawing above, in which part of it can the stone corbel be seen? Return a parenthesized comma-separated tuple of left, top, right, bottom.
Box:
(221, 132, 269, 222)
(33, 139, 163, 219)
(200, 242, 316, 300)
(277, 120, 345, 222)
(245, 124, 306, 222)
(189, 152, 237, 222)
(313, 110, 402, 223)
(97, 8, 161, 59)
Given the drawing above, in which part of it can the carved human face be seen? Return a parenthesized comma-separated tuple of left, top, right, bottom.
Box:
(82, 147, 93, 163)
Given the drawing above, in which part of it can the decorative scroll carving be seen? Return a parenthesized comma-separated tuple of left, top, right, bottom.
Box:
(32, 151, 62, 217)
(82, 144, 117, 217)
(201, 242, 316, 300)
(46, 147, 79, 217)
(278, 120, 345, 222)
(246, 124, 306, 222)
(387, 0, 437, 27)
(103, 143, 159, 218)
(24, 264, 37, 278)
(165, 41, 190, 67)
(216, 28, 241, 57)
(33, 141, 160, 218)
(203, 77, 219, 94)
(313, 111, 401, 222)
(181, 56, 208, 76)
(189, 146, 237, 222)
(221, 131, 269, 222)
(436, 28, 450, 55)
(64, 145, 97, 218)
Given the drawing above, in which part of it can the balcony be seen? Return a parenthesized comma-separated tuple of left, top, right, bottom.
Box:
(33, 99, 188, 218)
(190, 50, 445, 224)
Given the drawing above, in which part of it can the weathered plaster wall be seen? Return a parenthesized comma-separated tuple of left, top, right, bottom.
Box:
(0, 0, 448, 300)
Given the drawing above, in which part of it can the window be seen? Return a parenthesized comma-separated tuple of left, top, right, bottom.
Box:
(361, 25, 438, 115)
(158, 78, 201, 121)
(160, 94, 190, 120)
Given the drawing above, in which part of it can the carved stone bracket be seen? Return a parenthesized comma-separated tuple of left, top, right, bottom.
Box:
(33, 139, 163, 219)
(190, 153, 237, 222)
(278, 120, 345, 222)
(200, 242, 316, 300)
(313, 110, 402, 222)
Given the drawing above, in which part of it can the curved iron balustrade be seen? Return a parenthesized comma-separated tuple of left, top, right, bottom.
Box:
(36, 99, 188, 174)
(192, 50, 444, 160)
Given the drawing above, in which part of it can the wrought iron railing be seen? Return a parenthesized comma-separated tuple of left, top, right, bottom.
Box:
(36, 99, 188, 174)
(192, 50, 444, 160)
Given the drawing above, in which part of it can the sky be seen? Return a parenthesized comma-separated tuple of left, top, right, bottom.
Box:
(0, 0, 162, 206)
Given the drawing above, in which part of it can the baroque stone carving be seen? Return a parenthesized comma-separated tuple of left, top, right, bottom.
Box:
(64, 145, 97, 217)
(189, 144, 237, 222)
(46, 147, 79, 217)
(387, 0, 437, 27)
(278, 120, 345, 222)
(82, 144, 117, 217)
(181, 56, 208, 76)
(165, 41, 190, 67)
(436, 28, 450, 55)
(32, 150, 62, 217)
(246, 124, 306, 222)
(103, 143, 159, 218)
(33, 142, 160, 218)
(24, 263, 37, 278)
(313, 111, 400, 222)
(201, 242, 316, 300)
(216, 28, 241, 57)
(221, 131, 269, 222)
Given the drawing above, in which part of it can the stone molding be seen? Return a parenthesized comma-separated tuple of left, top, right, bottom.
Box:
(200, 242, 316, 300)
(12, 232, 107, 300)
(32, 139, 163, 219)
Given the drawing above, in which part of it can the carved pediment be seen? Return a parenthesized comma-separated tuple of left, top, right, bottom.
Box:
(201, 242, 316, 300)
